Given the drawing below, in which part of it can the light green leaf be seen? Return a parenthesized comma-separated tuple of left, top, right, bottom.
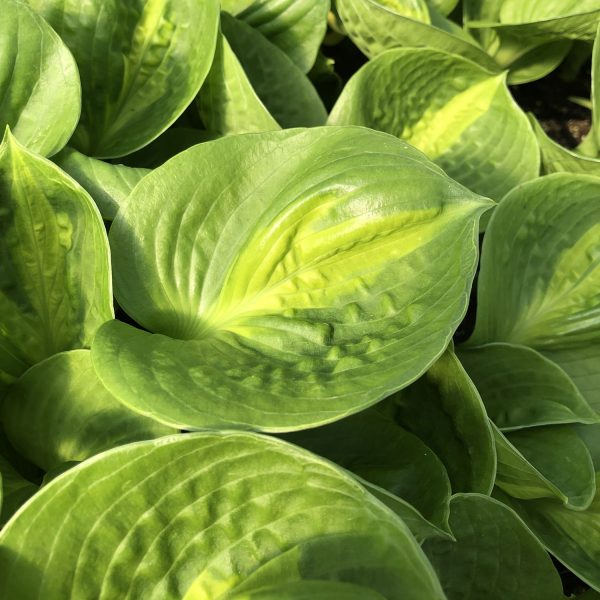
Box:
(199, 14, 326, 135)
(465, 0, 600, 82)
(542, 346, 600, 414)
(458, 343, 599, 430)
(26, 0, 220, 158)
(494, 424, 596, 509)
(470, 174, 600, 349)
(428, 0, 459, 17)
(91, 127, 491, 432)
(328, 47, 538, 201)
(423, 494, 565, 600)
(282, 401, 452, 529)
(0, 131, 113, 393)
(0, 0, 80, 157)
(393, 349, 497, 494)
(0, 432, 446, 599)
(593, 23, 600, 149)
(335, 0, 500, 69)
(0, 453, 37, 524)
(529, 115, 600, 176)
(53, 148, 149, 221)
(495, 478, 600, 592)
(237, 0, 330, 73)
(1, 350, 174, 472)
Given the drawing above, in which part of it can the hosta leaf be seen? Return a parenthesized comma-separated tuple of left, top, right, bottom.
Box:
(0, 132, 112, 393)
(494, 424, 596, 509)
(0, 0, 80, 157)
(358, 478, 453, 542)
(0, 453, 37, 524)
(1, 350, 174, 472)
(470, 174, 600, 349)
(283, 401, 452, 529)
(465, 0, 600, 82)
(393, 349, 496, 494)
(91, 127, 491, 431)
(423, 494, 565, 600)
(236, 0, 330, 73)
(54, 148, 149, 221)
(26, 0, 220, 158)
(542, 346, 600, 414)
(459, 343, 599, 430)
(496, 479, 600, 592)
(198, 14, 326, 135)
(335, 0, 499, 69)
(530, 115, 600, 176)
(0, 432, 446, 599)
(328, 47, 538, 201)
(429, 0, 459, 17)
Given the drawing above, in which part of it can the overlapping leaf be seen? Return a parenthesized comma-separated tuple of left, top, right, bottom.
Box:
(329, 47, 539, 200)
(0, 132, 113, 393)
(0, 0, 80, 157)
(26, 0, 220, 157)
(0, 432, 446, 599)
(198, 13, 326, 135)
(1, 350, 174, 471)
(91, 127, 491, 431)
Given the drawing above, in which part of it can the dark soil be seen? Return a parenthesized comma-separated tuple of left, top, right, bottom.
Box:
(511, 64, 592, 148)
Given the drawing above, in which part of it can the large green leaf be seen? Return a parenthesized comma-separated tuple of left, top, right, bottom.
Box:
(494, 424, 596, 509)
(1, 350, 174, 472)
(236, 0, 330, 73)
(91, 127, 491, 431)
(0, 432, 446, 599)
(26, 0, 220, 158)
(459, 343, 599, 430)
(53, 148, 149, 221)
(393, 348, 496, 494)
(470, 174, 600, 350)
(198, 14, 326, 135)
(0, 0, 80, 157)
(0, 131, 113, 393)
(335, 0, 500, 69)
(496, 478, 600, 592)
(282, 401, 452, 529)
(424, 494, 565, 600)
(328, 47, 538, 201)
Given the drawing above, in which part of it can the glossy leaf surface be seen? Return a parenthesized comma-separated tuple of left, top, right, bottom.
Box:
(92, 127, 490, 431)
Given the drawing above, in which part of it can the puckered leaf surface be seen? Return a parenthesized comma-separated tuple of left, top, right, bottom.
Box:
(0, 432, 446, 600)
(328, 47, 539, 201)
(91, 127, 491, 431)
